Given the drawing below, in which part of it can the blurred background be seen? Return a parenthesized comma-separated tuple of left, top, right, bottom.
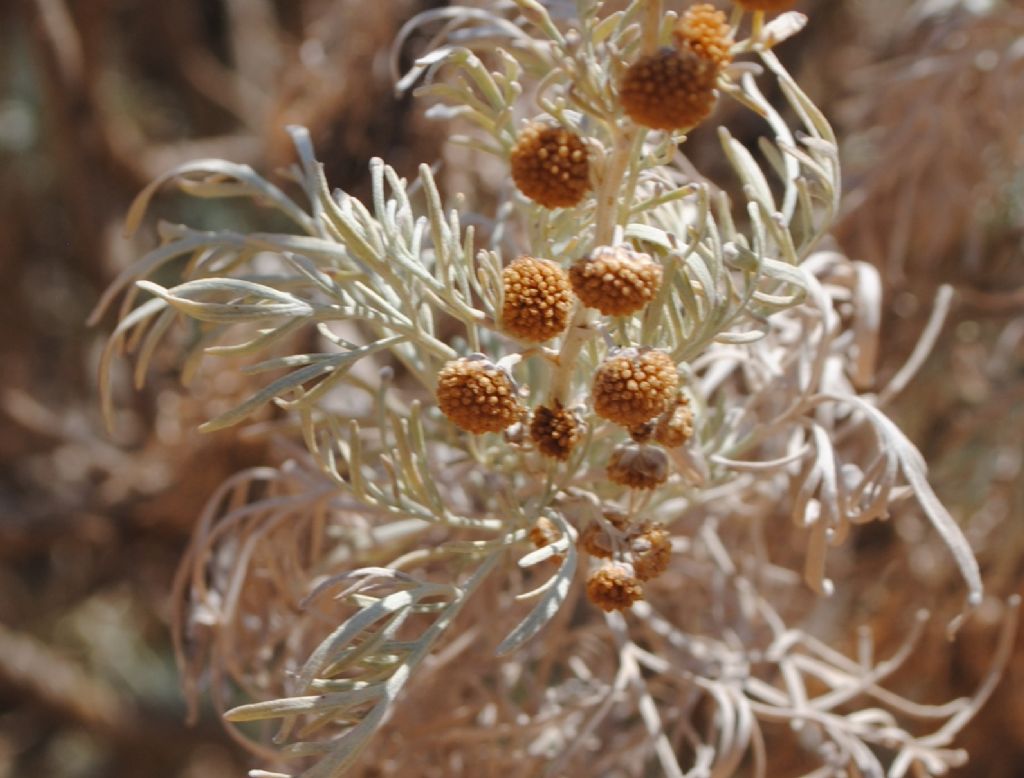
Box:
(0, 0, 1021, 776)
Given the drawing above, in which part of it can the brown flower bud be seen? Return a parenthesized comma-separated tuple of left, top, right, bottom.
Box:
(510, 123, 590, 209)
(619, 47, 718, 131)
(592, 348, 679, 427)
(569, 245, 662, 317)
(529, 403, 582, 462)
(674, 4, 734, 69)
(585, 560, 638, 610)
(629, 522, 672, 581)
(654, 395, 694, 448)
(501, 256, 574, 342)
(586, 563, 644, 612)
(436, 357, 524, 434)
(607, 443, 670, 490)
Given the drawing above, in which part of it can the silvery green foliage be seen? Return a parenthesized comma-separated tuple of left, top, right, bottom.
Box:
(94, 2, 1012, 776)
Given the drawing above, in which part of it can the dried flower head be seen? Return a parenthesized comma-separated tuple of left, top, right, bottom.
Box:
(578, 521, 613, 559)
(569, 245, 662, 317)
(619, 47, 718, 131)
(654, 395, 695, 448)
(593, 348, 679, 427)
(586, 563, 644, 612)
(607, 443, 670, 490)
(674, 4, 734, 69)
(436, 357, 523, 434)
(629, 522, 672, 581)
(529, 403, 581, 461)
(735, 0, 797, 11)
(509, 123, 590, 208)
(501, 256, 574, 342)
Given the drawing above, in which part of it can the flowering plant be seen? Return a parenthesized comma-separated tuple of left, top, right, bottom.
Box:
(94, 1, 1015, 776)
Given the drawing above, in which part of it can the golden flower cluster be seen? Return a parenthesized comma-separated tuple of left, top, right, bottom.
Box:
(509, 123, 590, 209)
(619, 2, 735, 131)
(501, 256, 573, 342)
(592, 348, 679, 428)
(629, 522, 672, 581)
(654, 395, 694, 447)
(586, 563, 644, 612)
(569, 245, 663, 317)
(582, 519, 674, 611)
(619, 48, 718, 131)
(436, 358, 523, 434)
(674, 4, 734, 69)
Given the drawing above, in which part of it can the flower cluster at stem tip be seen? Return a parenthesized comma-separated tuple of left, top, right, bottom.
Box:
(436, 0, 796, 612)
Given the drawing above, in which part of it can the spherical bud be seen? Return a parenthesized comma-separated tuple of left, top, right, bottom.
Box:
(674, 4, 734, 69)
(501, 256, 574, 342)
(619, 47, 718, 131)
(592, 348, 679, 427)
(436, 357, 524, 434)
(529, 403, 582, 462)
(629, 522, 672, 581)
(510, 123, 590, 209)
(569, 245, 662, 317)
(578, 522, 613, 559)
(607, 443, 670, 490)
(654, 395, 694, 448)
(586, 563, 644, 612)
(735, 0, 797, 12)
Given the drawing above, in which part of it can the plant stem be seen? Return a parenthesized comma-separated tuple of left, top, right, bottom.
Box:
(548, 124, 639, 405)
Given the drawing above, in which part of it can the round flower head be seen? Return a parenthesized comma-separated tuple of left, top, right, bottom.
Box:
(529, 402, 581, 462)
(436, 357, 524, 434)
(654, 395, 694, 448)
(569, 245, 662, 317)
(607, 443, 670, 490)
(619, 47, 718, 131)
(501, 256, 574, 342)
(510, 123, 590, 209)
(674, 4, 734, 69)
(586, 563, 644, 612)
(592, 348, 679, 427)
(629, 522, 672, 581)
(735, 0, 796, 11)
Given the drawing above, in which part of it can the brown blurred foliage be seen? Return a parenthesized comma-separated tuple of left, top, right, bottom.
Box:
(1, 0, 438, 775)
(0, 0, 1021, 776)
